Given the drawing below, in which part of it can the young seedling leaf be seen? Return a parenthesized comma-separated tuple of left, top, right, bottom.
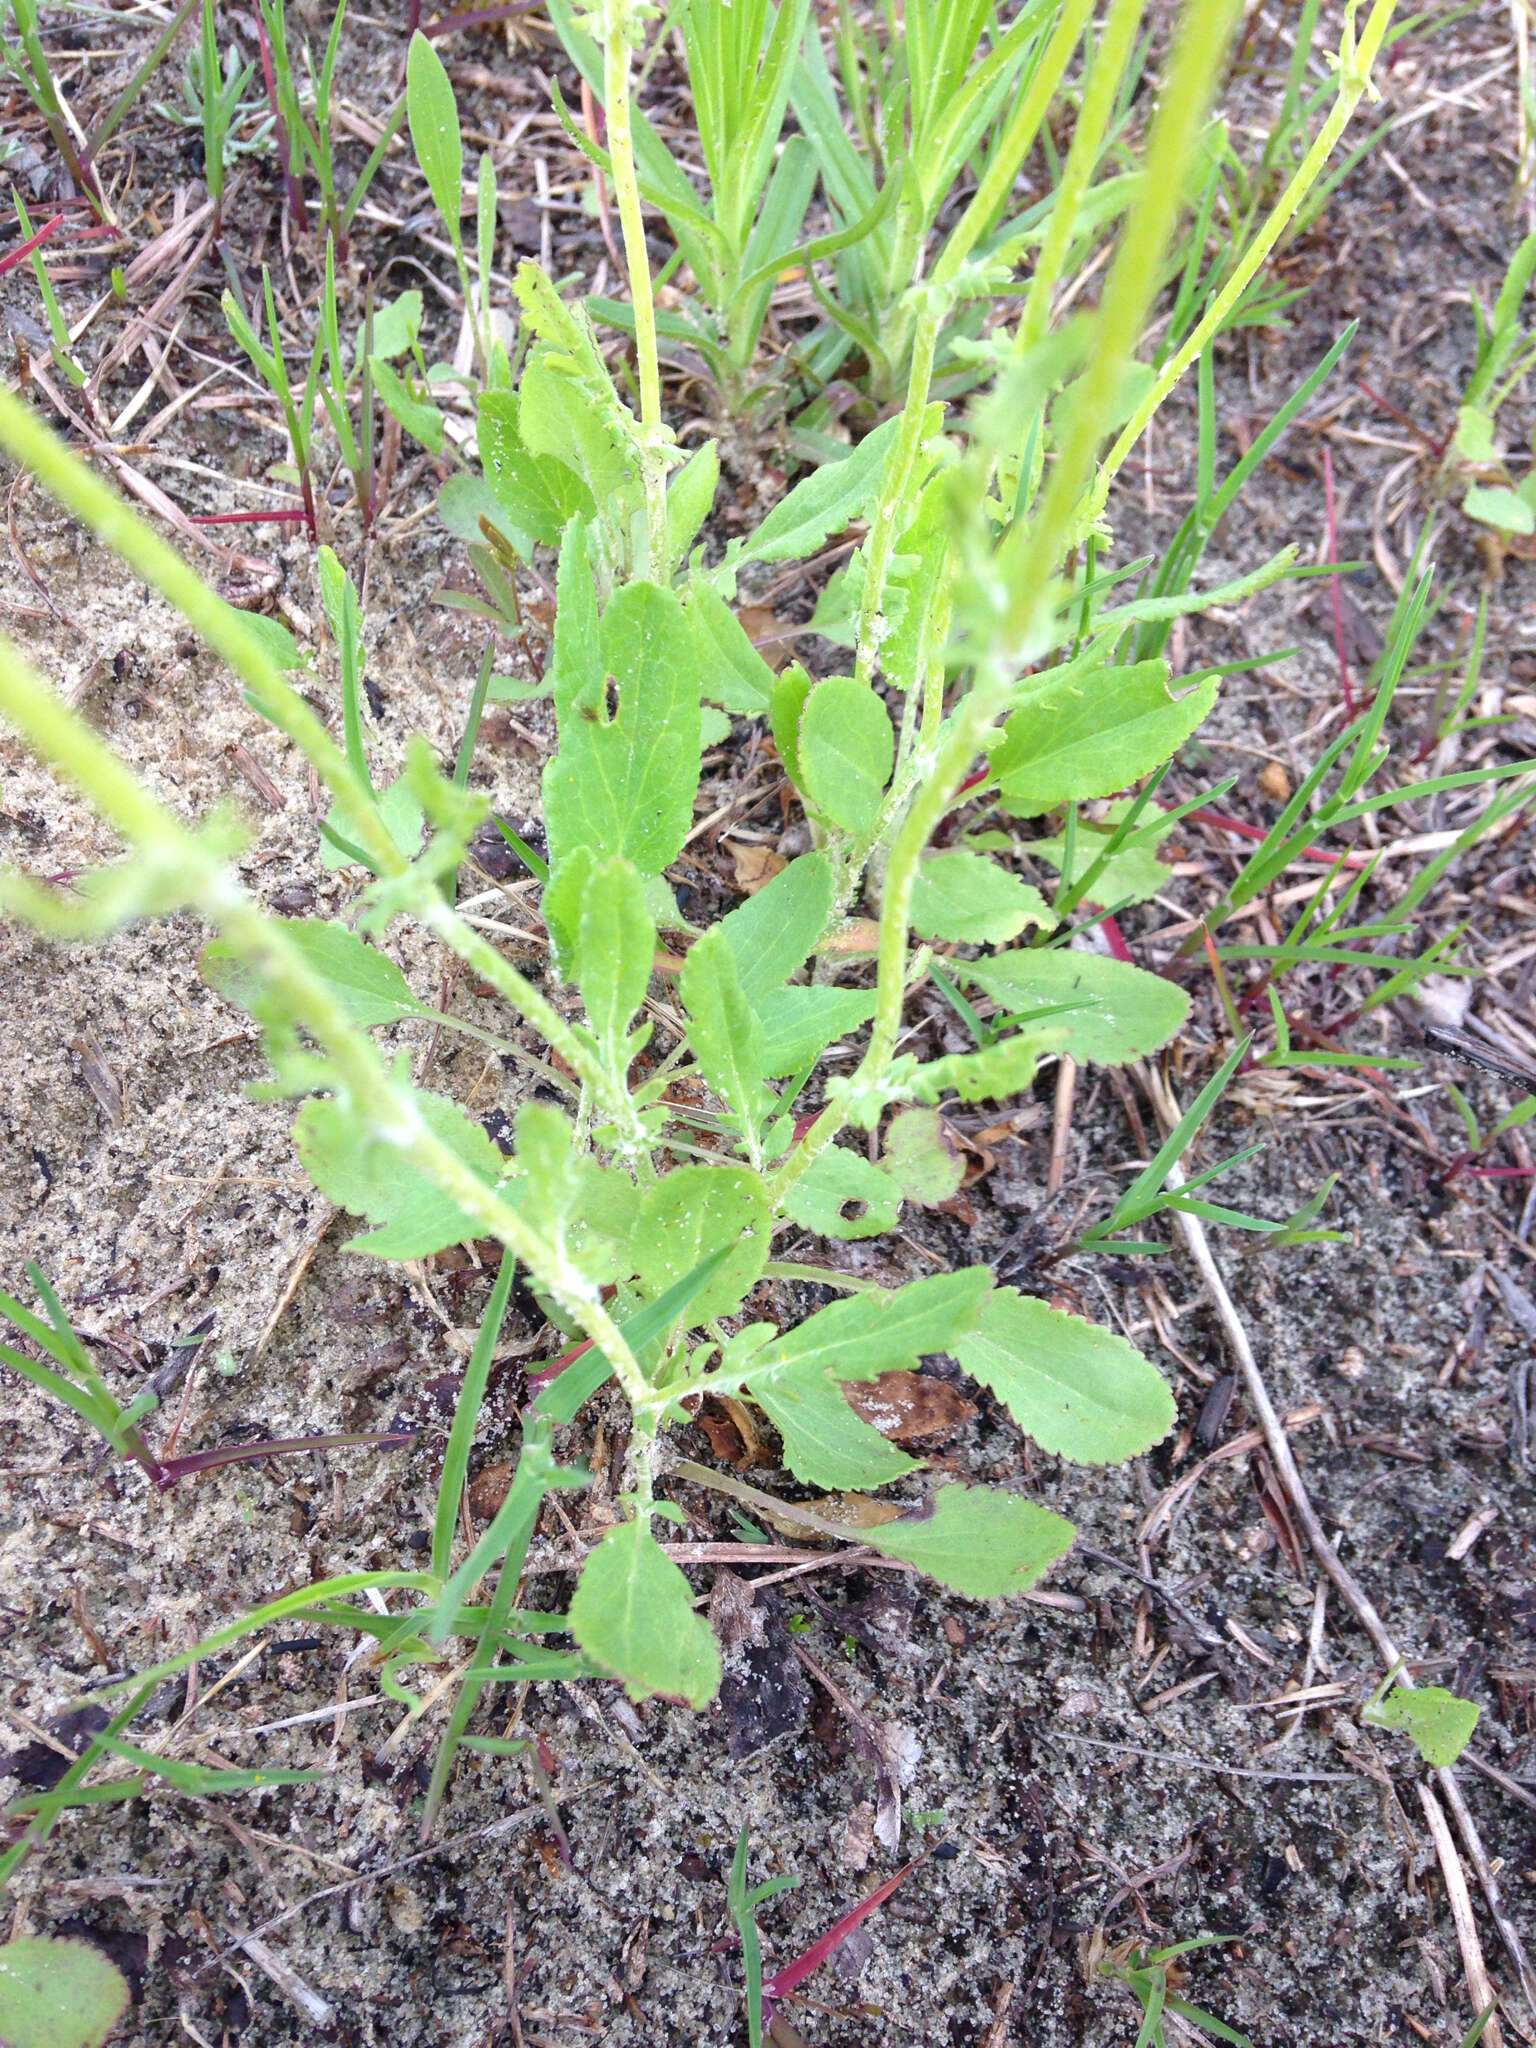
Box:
(770, 662, 813, 787)
(0, 1935, 130, 2048)
(479, 390, 593, 547)
(202, 919, 430, 1028)
(910, 852, 1054, 944)
(666, 438, 719, 569)
(781, 1146, 902, 1239)
(882, 1108, 963, 1207)
(544, 567, 702, 876)
(568, 1518, 721, 1706)
(908, 1029, 1058, 1105)
(688, 580, 776, 713)
(634, 1165, 770, 1323)
(954, 1287, 1176, 1463)
(798, 676, 894, 836)
(859, 1484, 1075, 1598)
(756, 985, 878, 1075)
(1363, 1684, 1480, 1768)
(962, 951, 1190, 1066)
(717, 852, 835, 1001)
(575, 855, 655, 1076)
(991, 662, 1218, 815)
(679, 926, 774, 1133)
(406, 32, 462, 242)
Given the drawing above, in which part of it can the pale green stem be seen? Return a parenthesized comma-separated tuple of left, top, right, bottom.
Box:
(600, 3, 668, 574)
(768, 668, 1015, 1208)
(0, 636, 652, 1413)
(1088, 0, 1400, 524)
(1001, 0, 1246, 646)
(853, 309, 941, 689)
(1015, 0, 1148, 351)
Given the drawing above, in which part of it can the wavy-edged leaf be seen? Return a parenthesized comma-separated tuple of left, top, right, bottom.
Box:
(544, 559, 702, 875)
(634, 1165, 770, 1323)
(0, 1935, 130, 2048)
(688, 579, 776, 714)
(991, 661, 1218, 816)
(755, 1370, 920, 1490)
(781, 1147, 901, 1239)
(679, 925, 774, 1131)
(954, 1287, 1175, 1463)
(756, 984, 877, 1074)
(726, 415, 901, 569)
(296, 1083, 507, 1259)
(717, 852, 834, 1002)
(910, 852, 1054, 944)
(882, 1107, 963, 1206)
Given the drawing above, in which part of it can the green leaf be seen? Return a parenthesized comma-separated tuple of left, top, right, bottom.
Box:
(371, 358, 443, 455)
(781, 1147, 902, 1239)
(320, 776, 424, 873)
(544, 563, 702, 875)
(908, 1029, 1055, 1104)
(367, 289, 423, 360)
(678, 926, 773, 1133)
(688, 580, 776, 713)
(1464, 482, 1535, 535)
(756, 985, 877, 1075)
(962, 950, 1190, 1066)
(519, 350, 633, 505)
(991, 662, 1218, 816)
(406, 32, 463, 242)
(860, 1484, 1075, 1598)
(1364, 1684, 1480, 1767)
(722, 1273, 994, 1486)
(0, 1936, 130, 2048)
(745, 1268, 991, 1384)
(296, 1081, 508, 1259)
(478, 390, 593, 548)
(1024, 822, 1170, 906)
(634, 1165, 770, 1323)
(727, 415, 901, 568)
(769, 662, 813, 787)
(954, 1287, 1175, 1463)
(882, 1107, 963, 1206)
(568, 1518, 721, 1705)
(201, 919, 430, 1028)
(575, 855, 655, 1075)
(666, 439, 719, 568)
(910, 852, 1054, 944)
(754, 1367, 920, 1490)
(717, 852, 834, 1002)
(798, 676, 894, 835)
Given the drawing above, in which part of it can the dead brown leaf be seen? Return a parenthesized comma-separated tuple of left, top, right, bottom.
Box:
(844, 1370, 977, 1444)
(729, 842, 786, 893)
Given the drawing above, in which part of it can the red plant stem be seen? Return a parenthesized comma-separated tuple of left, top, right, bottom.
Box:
(526, 1338, 594, 1389)
(1320, 444, 1356, 720)
(1184, 808, 1369, 869)
(762, 1857, 921, 2007)
(157, 1430, 415, 1483)
(1098, 913, 1132, 964)
(0, 215, 65, 277)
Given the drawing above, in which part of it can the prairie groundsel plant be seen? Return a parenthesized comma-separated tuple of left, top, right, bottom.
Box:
(0, 0, 1413, 1836)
